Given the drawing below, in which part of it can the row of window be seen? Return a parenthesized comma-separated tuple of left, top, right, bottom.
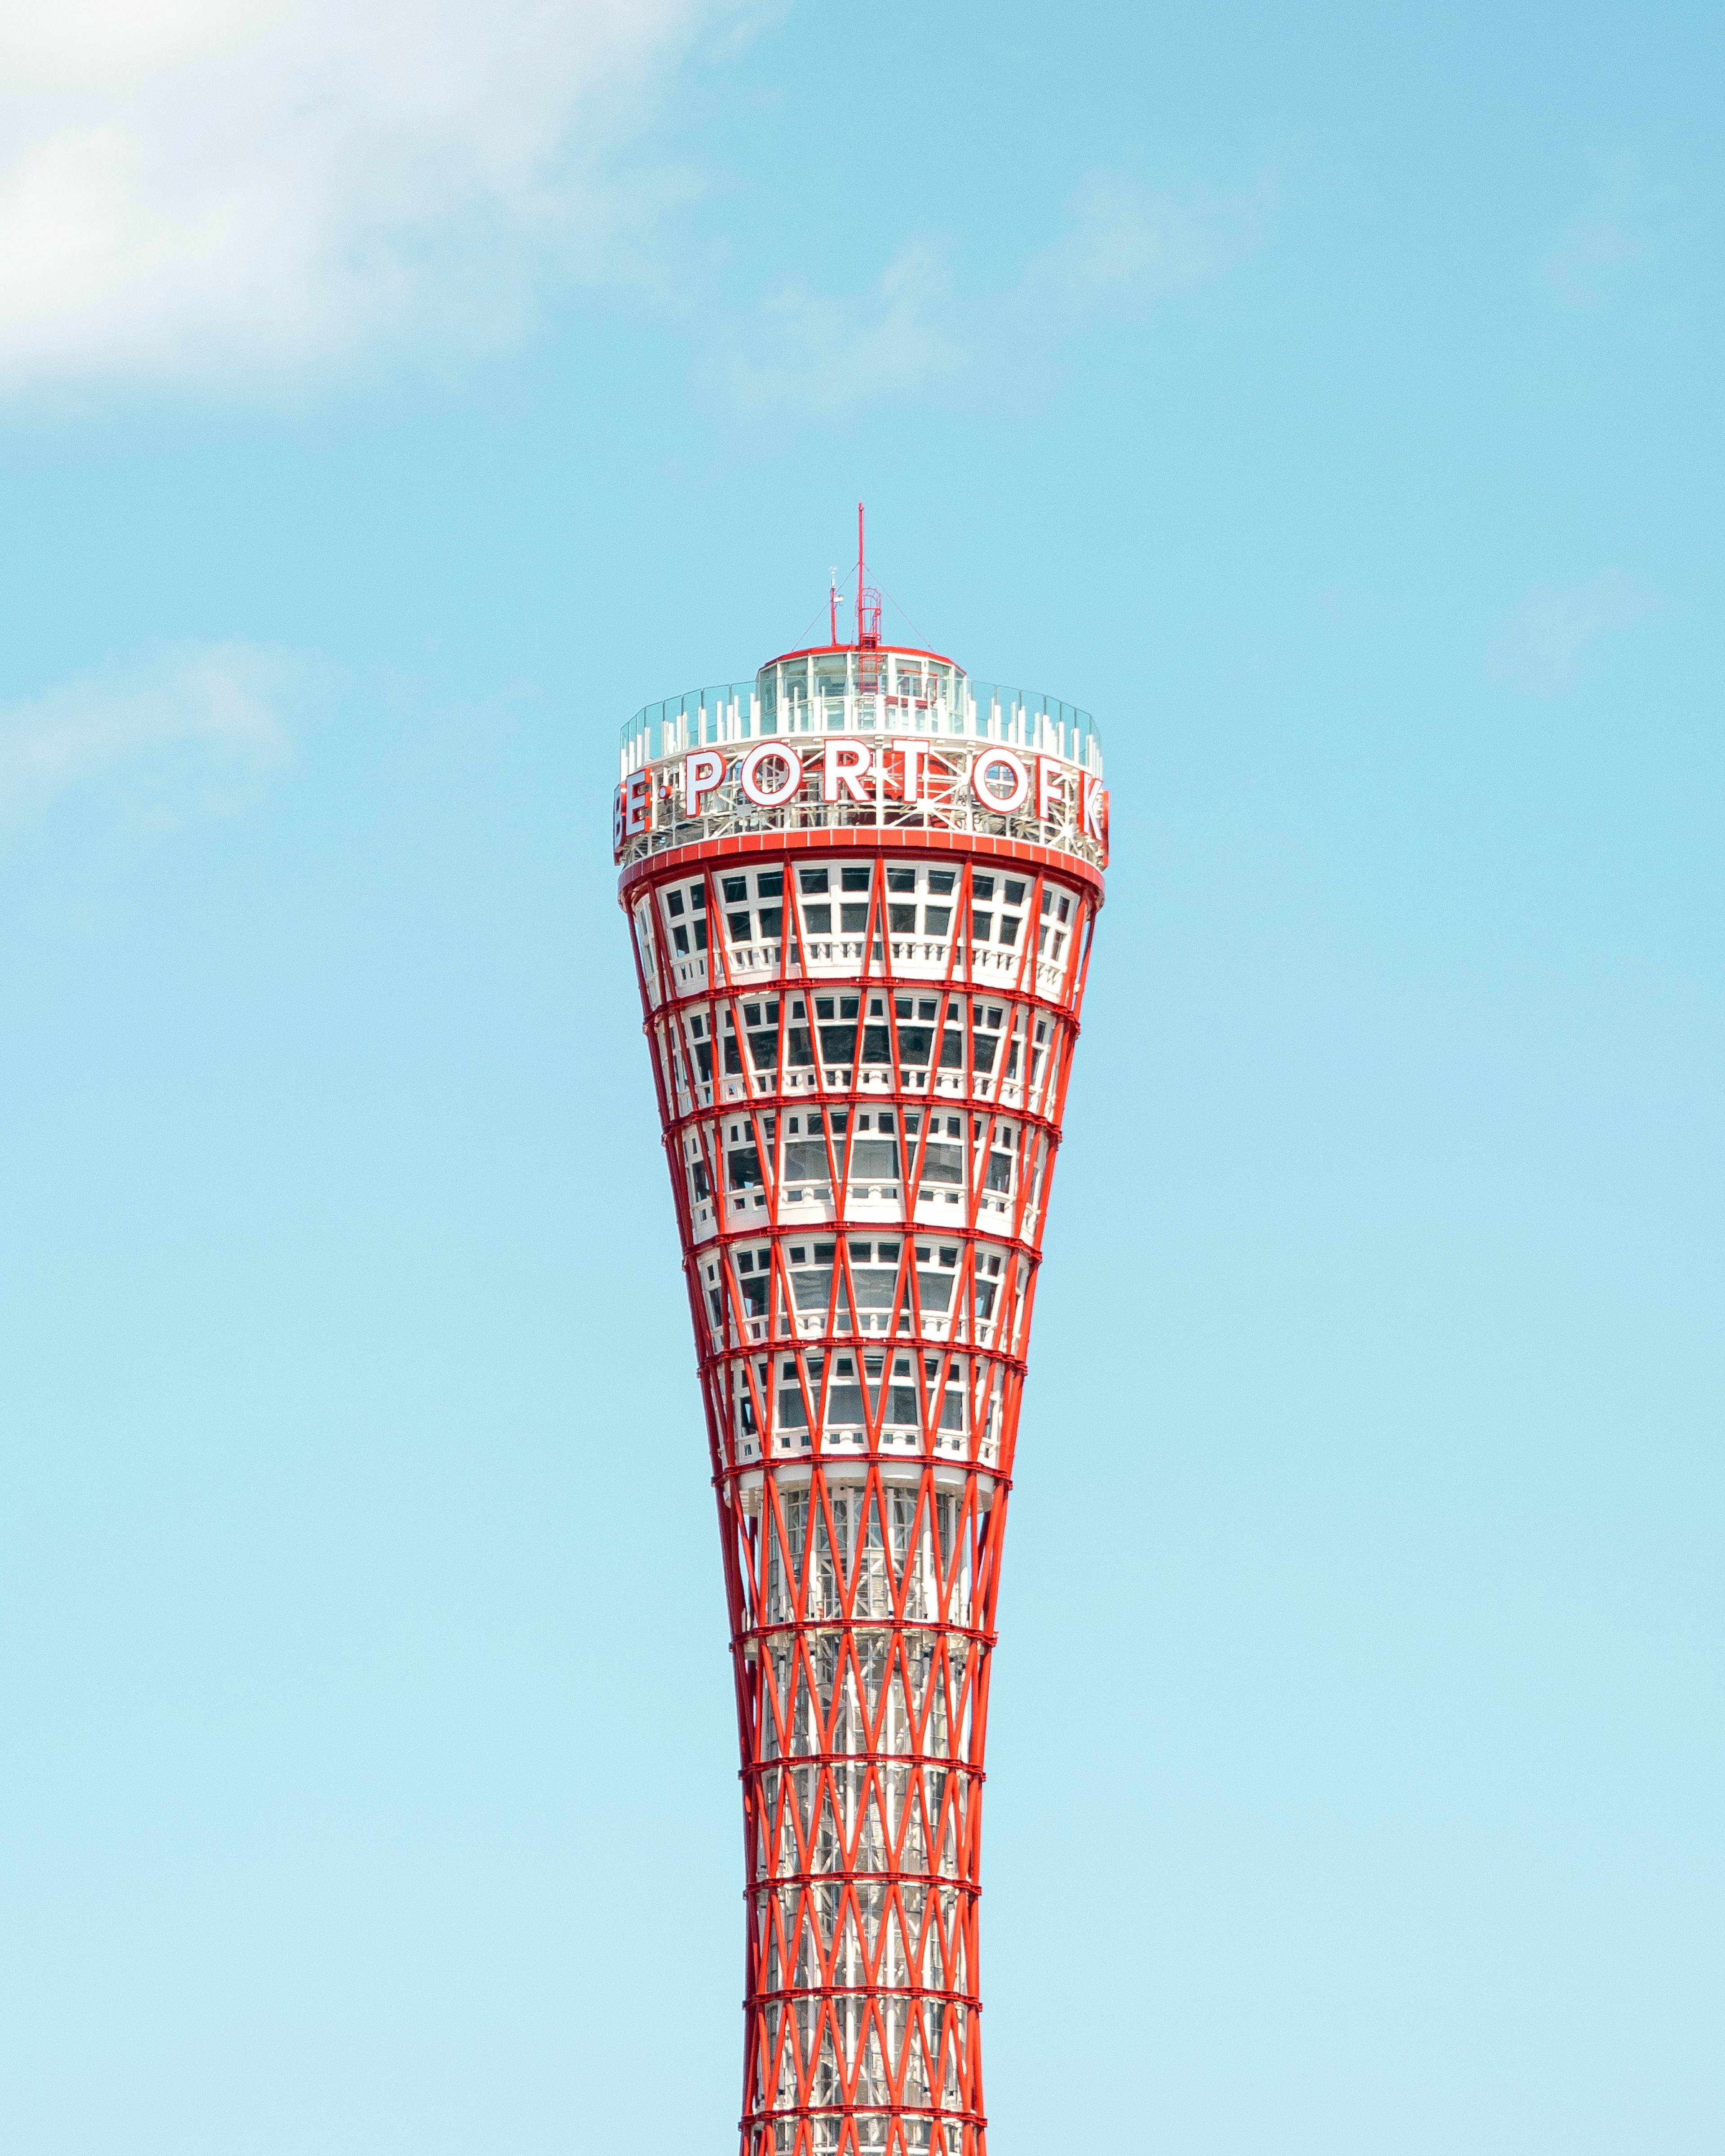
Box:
(651, 866, 1076, 961)
(697, 1124, 1023, 1202)
(669, 994, 1054, 1088)
(732, 1352, 979, 1435)
(707, 1237, 1020, 1324)
(655, 866, 1074, 918)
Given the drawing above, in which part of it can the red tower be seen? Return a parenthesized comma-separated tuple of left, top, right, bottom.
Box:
(615, 562, 1108, 2156)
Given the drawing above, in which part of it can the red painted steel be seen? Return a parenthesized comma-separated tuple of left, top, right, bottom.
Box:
(621, 762, 1102, 2156)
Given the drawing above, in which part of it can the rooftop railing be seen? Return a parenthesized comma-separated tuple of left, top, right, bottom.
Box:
(619, 676, 1103, 780)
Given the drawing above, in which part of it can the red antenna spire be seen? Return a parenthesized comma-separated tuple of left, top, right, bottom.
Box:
(855, 500, 881, 650)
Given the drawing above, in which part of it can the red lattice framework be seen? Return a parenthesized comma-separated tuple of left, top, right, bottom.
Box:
(621, 822, 1103, 2156)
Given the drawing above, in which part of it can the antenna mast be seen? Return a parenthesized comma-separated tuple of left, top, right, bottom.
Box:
(855, 502, 881, 653)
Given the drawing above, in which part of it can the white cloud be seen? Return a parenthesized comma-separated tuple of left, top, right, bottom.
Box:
(0, 645, 291, 831)
(1535, 152, 1663, 312)
(0, 0, 761, 395)
(1498, 573, 1651, 695)
(712, 239, 964, 417)
(1021, 177, 1217, 311)
(709, 176, 1224, 419)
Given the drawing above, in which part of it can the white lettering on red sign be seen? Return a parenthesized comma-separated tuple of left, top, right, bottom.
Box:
(739, 741, 803, 808)
(898, 738, 928, 805)
(612, 738, 1106, 862)
(972, 747, 1030, 815)
(823, 740, 873, 804)
(683, 749, 725, 817)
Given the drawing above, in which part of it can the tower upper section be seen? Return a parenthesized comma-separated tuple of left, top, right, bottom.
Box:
(614, 644, 1108, 882)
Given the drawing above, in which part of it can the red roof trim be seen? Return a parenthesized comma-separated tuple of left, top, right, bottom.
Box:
(755, 642, 961, 673)
(617, 827, 1105, 909)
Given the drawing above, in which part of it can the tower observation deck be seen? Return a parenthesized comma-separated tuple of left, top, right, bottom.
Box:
(615, 616, 1109, 2156)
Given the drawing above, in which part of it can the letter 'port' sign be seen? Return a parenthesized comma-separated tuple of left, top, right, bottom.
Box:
(613, 742, 1108, 865)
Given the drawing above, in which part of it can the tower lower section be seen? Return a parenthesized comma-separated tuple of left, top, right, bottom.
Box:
(731, 1462, 999, 2156)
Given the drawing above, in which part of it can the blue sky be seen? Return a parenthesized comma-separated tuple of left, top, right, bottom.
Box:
(1, 3, 1720, 2149)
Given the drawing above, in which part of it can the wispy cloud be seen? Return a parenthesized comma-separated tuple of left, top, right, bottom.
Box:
(1535, 152, 1665, 312)
(712, 175, 1225, 417)
(1019, 177, 1218, 312)
(0, 0, 764, 397)
(711, 239, 965, 418)
(0, 646, 292, 833)
(1496, 573, 1652, 695)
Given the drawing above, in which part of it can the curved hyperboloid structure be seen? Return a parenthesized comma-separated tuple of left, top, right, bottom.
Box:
(616, 632, 1108, 2156)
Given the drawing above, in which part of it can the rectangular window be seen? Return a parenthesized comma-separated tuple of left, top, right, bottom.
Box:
(756, 871, 784, 897)
(985, 1152, 1012, 1192)
(928, 869, 955, 895)
(722, 877, 748, 902)
(739, 1275, 770, 1317)
(818, 1024, 858, 1063)
(924, 906, 951, 935)
(791, 1268, 834, 1311)
(850, 1139, 899, 1180)
(973, 875, 995, 900)
(799, 868, 829, 894)
(897, 1027, 933, 1066)
(938, 1031, 964, 1070)
(853, 1268, 898, 1308)
(727, 911, 752, 941)
(841, 866, 870, 891)
(860, 1026, 892, 1065)
(916, 1271, 954, 1312)
(783, 1140, 829, 1181)
(758, 906, 783, 939)
(998, 915, 1020, 945)
(803, 903, 832, 932)
(666, 891, 685, 917)
(972, 1033, 998, 1075)
(888, 904, 917, 933)
(840, 903, 869, 933)
(920, 1142, 964, 1184)
(786, 1027, 815, 1067)
(975, 1279, 998, 1320)
(747, 1030, 778, 1071)
(886, 867, 916, 892)
(690, 1160, 710, 1200)
(673, 925, 690, 955)
(972, 911, 993, 942)
(778, 1385, 808, 1428)
(695, 1041, 713, 1081)
(1004, 880, 1026, 905)
(727, 1146, 763, 1190)
(694, 918, 708, 951)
